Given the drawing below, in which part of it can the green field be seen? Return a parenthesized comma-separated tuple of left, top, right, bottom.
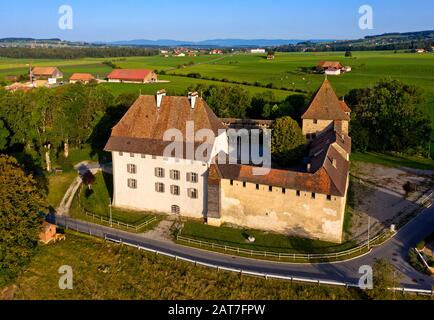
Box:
(1, 51, 434, 148)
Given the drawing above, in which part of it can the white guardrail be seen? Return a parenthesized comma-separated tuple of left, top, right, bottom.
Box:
(175, 231, 392, 262)
(103, 234, 434, 296)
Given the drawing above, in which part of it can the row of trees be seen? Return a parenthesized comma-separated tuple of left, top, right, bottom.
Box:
(188, 84, 308, 121)
(0, 83, 138, 172)
(0, 47, 159, 59)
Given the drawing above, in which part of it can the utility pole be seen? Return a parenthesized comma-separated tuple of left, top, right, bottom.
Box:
(109, 197, 113, 228)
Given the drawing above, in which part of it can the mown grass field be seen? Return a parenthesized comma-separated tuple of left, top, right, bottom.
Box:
(1, 51, 433, 117)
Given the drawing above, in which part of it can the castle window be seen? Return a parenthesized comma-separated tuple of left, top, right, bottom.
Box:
(152, 155, 157, 160)
(327, 195, 332, 201)
(155, 167, 165, 178)
(170, 185, 180, 196)
(269, 186, 273, 192)
(296, 190, 301, 197)
(282, 188, 286, 194)
(127, 179, 137, 189)
(256, 184, 259, 190)
(170, 170, 180, 180)
(119, 152, 123, 156)
(243, 181, 246, 188)
(155, 182, 165, 193)
(127, 164, 137, 174)
(313, 119, 318, 124)
(311, 193, 316, 199)
(230, 180, 234, 186)
(188, 188, 198, 199)
(141, 154, 146, 159)
(130, 153, 134, 158)
(187, 172, 198, 183)
(171, 205, 180, 215)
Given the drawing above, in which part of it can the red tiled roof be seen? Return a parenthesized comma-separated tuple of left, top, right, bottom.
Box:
(215, 131, 350, 197)
(302, 80, 351, 121)
(107, 69, 153, 81)
(104, 94, 225, 157)
(70, 73, 95, 81)
(317, 61, 344, 69)
(32, 67, 60, 76)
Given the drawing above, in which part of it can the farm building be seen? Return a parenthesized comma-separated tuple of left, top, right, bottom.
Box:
(250, 48, 266, 54)
(210, 49, 223, 55)
(70, 73, 95, 84)
(107, 69, 158, 83)
(105, 80, 351, 243)
(39, 222, 57, 244)
(31, 67, 63, 81)
(317, 61, 351, 75)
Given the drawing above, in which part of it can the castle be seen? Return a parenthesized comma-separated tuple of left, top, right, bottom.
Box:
(105, 80, 351, 243)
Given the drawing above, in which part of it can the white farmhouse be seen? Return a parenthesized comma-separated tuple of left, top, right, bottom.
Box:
(250, 48, 266, 54)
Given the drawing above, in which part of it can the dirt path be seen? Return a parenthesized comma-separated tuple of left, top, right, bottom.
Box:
(141, 215, 182, 242)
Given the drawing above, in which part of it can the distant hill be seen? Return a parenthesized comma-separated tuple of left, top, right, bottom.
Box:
(107, 38, 333, 48)
(275, 30, 434, 52)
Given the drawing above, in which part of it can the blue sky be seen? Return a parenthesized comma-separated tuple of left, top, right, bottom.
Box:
(0, 0, 433, 42)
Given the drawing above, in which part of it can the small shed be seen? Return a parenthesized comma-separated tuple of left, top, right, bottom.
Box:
(39, 221, 57, 244)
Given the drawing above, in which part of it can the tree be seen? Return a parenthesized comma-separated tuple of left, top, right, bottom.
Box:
(0, 119, 9, 150)
(271, 116, 306, 166)
(345, 50, 352, 57)
(347, 79, 431, 155)
(367, 259, 402, 300)
(0, 155, 44, 284)
(190, 84, 251, 118)
(82, 170, 96, 190)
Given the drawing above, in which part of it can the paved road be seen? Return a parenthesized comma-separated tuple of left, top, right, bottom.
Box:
(51, 203, 434, 291)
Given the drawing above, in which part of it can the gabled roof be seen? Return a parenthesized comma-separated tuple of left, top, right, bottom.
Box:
(104, 94, 225, 157)
(70, 73, 95, 81)
(32, 67, 61, 76)
(317, 61, 344, 69)
(107, 69, 153, 81)
(214, 129, 350, 197)
(302, 80, 351, 121)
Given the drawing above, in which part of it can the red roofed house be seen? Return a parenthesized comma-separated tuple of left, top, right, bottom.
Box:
(31, 67, 63, 81)
(70, 73, 96, 84)
(317, 61, 350, 75)
(107, 69, 157, 83)
(105, 80, 351, 243)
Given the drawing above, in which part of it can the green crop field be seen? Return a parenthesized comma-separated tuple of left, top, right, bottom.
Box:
(1, 51, 433, 131)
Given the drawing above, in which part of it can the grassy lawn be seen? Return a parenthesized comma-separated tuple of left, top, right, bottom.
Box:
(179, 221, 356, 254)
(1, 231, 372, 300)
(351, 152, 434, 171)
(46, 171, 78, 208)
(73, 172, 156, 227)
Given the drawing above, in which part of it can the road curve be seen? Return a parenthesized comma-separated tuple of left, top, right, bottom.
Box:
(51, 205, 434, 291)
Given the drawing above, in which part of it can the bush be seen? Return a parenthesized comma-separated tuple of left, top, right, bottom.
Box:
(416, 240, 426, 250)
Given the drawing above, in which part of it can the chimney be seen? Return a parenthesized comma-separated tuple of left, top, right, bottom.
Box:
(188, 91, 199, 109)
(156, 90, 166, 108)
